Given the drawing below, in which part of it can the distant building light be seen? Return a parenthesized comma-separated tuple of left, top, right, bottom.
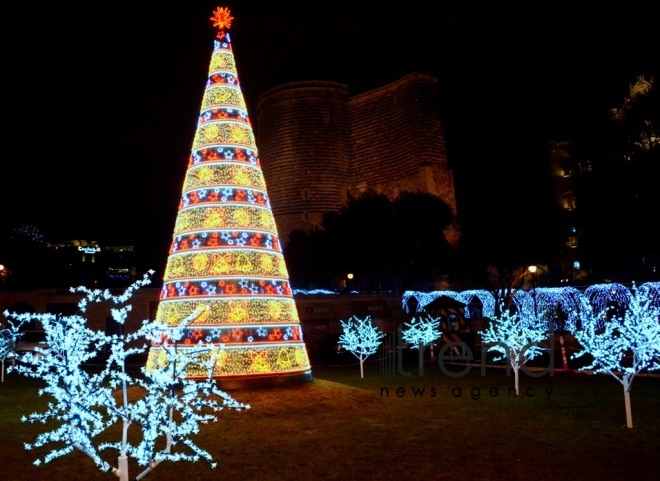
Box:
(78, 246, 101, 254)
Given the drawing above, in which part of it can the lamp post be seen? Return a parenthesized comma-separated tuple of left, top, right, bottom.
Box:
(346, 273, 354, 293)
(527, 265, 538, 317)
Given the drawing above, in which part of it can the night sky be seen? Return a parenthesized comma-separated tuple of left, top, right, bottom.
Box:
(3, 1, 657, 273)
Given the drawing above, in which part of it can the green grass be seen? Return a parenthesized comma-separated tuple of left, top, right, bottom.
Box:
(0, 361, 658, 481)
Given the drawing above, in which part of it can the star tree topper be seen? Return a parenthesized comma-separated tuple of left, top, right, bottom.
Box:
(211, 6, 233, 32)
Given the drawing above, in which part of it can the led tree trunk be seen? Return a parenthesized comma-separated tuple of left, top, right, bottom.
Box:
(146, 7, 312, 387)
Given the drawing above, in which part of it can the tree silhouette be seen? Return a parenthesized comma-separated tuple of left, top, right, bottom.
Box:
(285, 190, 457, 291)
(573, 81, 659, 281)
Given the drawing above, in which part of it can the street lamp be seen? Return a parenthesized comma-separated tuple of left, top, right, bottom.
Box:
(344, 273, 354, 293)
(527, 265, 538, 316)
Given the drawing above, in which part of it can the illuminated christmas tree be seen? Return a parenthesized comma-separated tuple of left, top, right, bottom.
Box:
(146, 6, 312, 387)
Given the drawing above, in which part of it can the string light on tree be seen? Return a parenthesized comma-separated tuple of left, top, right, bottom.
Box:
(480, 302, 550, 396)
(571, 282, 660, 429)
(5, 272, 249, 480)
(401, 315, 441, 371)
(338, 315, 385, 378)
(145, 6, 312, 385)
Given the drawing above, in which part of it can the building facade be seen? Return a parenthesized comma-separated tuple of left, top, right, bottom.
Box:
(256, 72, 459, 247)
(547, 75, 657, 283)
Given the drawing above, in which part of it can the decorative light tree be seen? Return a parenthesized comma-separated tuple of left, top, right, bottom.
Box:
(338, 315, 385, 378)
(0, 319, 24, 382)
(480, 303, 550, 396)
(5, 271, 249, 481)
(145, 6, 312, 386)
(401, 315, 441, 372)
(571, 282, 660, 428)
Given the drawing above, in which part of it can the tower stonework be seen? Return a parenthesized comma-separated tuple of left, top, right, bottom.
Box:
(257, 72, 459, 247)
(255, 81, 352, 242)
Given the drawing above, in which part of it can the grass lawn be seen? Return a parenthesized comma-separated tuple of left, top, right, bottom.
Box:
(0, 360, 658, 481)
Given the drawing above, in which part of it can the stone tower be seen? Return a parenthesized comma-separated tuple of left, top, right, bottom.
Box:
(257, 72, 459, 248)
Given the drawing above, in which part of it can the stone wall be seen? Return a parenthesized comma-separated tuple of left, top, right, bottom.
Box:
(257, 73, 458, 247)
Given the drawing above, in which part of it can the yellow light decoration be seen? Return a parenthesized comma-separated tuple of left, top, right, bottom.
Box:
(202, 84, 246, 110)
(155, 297, 299, 327)
(164, 251, 284, 279)
(173, 205, 274, 234)
(193, 122, 255, 150)
(146, 7, 312, 385)
(147, 344, 310, 379)
(212, 255, 231, 273)
(209, 51, 237, 72)
(182, 164, 266, 192)
(267, 302, 283, 320)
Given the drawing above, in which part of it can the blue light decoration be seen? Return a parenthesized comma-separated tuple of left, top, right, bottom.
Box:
(338, 315, 385, 378)
(456, 290, 497, 319)
(144, 7, 312, 385)
(402, 283, 659, 332)
(402, 290, 496, 319)
(571, 282, 660, 428)
(480, 302, 549, 396)
(0, 318, 26, 382)
(637, 281, 660, 307)
(584, 282, 632, 330)
(4, 271, 249, 479)
(401, 315, 441, 348)
(401, 315, 441, 369)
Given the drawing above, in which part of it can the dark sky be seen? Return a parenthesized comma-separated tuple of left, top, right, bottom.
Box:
(3, 1, 657, 273)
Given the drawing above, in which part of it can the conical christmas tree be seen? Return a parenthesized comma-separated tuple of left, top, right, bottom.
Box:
(146, 6, 312, 387)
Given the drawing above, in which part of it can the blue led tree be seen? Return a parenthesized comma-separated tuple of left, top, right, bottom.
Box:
(338, 315, 385, 378)
(480, 303, 550, 396)
(571, 282, 660, 428)
(5, 271, 249, 481)
(401, 315, 441, 372)
(0, 319, 24, 382)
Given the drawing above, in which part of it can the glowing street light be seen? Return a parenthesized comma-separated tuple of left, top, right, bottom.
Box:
(527, 265, 539, 316)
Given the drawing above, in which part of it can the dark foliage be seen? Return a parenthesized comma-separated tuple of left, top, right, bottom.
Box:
(284, 191, 458, 292)
(573, 84, 660, 282)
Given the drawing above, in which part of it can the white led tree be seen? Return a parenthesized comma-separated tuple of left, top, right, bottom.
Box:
(480, 303, 550, 396)
(0, 319, 25, 382)
(5, 271, 249, 481)
(338, 315, 385, 378)
(571, 283, 660, 428)
(401, 315, 441, 371)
